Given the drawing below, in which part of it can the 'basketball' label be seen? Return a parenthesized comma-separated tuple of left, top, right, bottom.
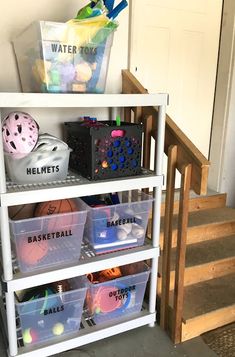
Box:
(27, 230, 72, 243)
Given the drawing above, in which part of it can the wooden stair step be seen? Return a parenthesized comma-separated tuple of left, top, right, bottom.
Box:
(169, 273, 235, 341)
(160, 192, 226, 216)
(159, 207, 235, 247)
(158, 235, 235, 290)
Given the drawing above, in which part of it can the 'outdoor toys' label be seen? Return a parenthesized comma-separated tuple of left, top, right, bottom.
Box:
(108, 284, 136, 301)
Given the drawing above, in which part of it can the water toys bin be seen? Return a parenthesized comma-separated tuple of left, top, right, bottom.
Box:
(15, 276, 88, 346)
(13, 21, 114, 93)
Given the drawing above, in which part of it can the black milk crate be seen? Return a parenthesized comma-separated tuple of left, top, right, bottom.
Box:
(64, 121, 142, 180)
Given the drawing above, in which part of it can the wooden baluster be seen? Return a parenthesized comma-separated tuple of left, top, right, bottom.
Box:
(160, 145, 178, 330)
(172, 163, 192, 343)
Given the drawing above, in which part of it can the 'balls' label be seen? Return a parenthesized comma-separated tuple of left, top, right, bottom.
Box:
(43, 305, 64, 315)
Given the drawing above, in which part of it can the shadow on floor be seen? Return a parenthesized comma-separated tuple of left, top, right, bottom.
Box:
(0, 323, 218, 357)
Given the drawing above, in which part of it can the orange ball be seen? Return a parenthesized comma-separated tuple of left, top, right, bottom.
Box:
(18, 239, 48, 266)
(34, 199, 78, 231)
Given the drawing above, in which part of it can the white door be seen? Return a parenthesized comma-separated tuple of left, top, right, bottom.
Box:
(130, 0, 223, 158)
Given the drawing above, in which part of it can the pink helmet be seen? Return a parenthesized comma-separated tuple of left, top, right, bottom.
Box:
(2, 112, 39, 154)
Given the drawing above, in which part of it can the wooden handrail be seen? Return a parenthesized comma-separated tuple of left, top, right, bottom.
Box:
(122, 69, 211, 343)
(122, 70, 210, 195)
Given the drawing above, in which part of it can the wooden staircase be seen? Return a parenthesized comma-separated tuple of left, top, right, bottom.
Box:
(121, 69, 235, 344)
(158, 192, 235, 341)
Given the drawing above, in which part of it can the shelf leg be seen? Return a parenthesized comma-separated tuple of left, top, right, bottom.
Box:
(148, 102, 166, 327)
(0, 207, 13, 281)
(0, 114, 7, 193)
(5, 291, 18, 356)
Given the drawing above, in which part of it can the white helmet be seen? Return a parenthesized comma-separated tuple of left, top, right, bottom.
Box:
(33, 133, 68, 152)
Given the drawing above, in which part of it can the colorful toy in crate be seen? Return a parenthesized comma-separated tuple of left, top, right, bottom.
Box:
(64, 117, 142, 180)
(13, 1, 128, 93)
(2, 111, 71, 184)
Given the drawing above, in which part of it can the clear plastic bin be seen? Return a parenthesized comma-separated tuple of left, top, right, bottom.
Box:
(86, 262, 150, 324)
(10, 200, 87, 273)
(4, 149, 71, 184)
(13, 21, 114, 93)
(80, 191, 153, 253)
(16, 276, 87, 346)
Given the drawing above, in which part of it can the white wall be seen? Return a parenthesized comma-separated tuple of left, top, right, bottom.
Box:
(208, 0, 235, 207)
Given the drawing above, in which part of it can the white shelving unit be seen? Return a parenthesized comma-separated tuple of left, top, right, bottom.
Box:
(0, 92, 167, 357)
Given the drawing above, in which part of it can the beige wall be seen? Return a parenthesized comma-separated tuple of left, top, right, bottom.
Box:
(0, 0, 129, 93)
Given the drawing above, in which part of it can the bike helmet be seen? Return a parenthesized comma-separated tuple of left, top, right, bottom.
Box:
(2, 112, 39, 154)
(33, 133, 68, 152)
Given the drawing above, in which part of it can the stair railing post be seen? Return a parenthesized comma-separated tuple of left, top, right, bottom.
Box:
(172, 163, 192, 343)
(160, 145, 178, 330)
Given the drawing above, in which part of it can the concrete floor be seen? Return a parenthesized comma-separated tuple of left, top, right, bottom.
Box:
(0, 324, 217, 357)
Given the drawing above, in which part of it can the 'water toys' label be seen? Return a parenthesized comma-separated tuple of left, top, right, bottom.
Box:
(51, 43, 97, 55)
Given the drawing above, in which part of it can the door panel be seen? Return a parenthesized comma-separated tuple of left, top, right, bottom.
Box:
(130, 0, 223, 157)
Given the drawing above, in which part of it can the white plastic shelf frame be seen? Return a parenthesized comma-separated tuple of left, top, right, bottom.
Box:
(0, 92, 167, 357)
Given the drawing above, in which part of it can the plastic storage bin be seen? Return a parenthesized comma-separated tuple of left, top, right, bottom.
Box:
(80, 191, 153, 253)
(86, 262, 150, 324)
(13, 21, 114, 93)
(10, 200, 87, 273)
(4, 148, 71, 184)
(64, 120, 142, 180)
(16, 276, 88, 346)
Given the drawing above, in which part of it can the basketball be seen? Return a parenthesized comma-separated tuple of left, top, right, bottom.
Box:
(18, 238, 48, 266)
(9, 203, 36, 220)
(34, 199, 79, 231)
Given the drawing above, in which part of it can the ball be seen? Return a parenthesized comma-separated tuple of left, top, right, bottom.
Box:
(8, 203, 36, 220)
(75, 62, 92, 83)
(22, 328, 38, 344)
(18, 238, 48, 266)
(52, 322, 64, 336)
(34, 199, 79, 231)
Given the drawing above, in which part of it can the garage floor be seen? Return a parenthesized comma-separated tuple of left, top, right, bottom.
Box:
(0, 323, 217, 357)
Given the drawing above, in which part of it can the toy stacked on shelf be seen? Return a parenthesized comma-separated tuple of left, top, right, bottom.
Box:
(13, 0, 128, 93)
(15, 277, 88, 346)
(64, 116, 142, 180)
(80, 190, 153, 254)
(2, 111, 71, 184)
